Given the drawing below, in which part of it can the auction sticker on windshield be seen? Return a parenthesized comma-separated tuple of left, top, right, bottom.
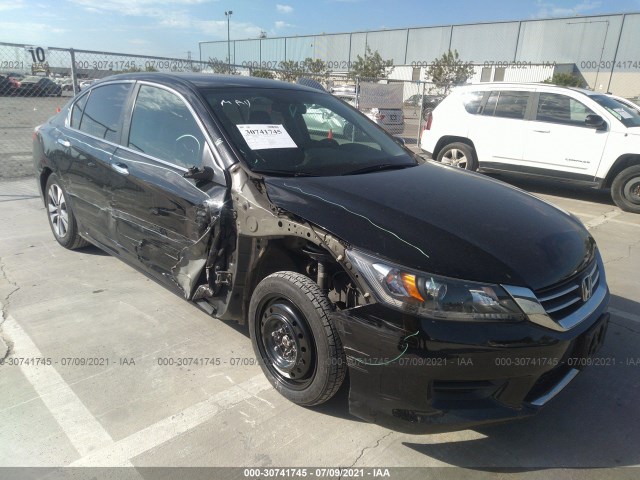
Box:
(237, 124, 297, 150)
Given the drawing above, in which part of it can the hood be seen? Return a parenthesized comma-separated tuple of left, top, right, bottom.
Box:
(264, 162, 595, 291)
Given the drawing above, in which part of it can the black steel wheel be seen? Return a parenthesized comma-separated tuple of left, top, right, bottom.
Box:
(249, 271, 346, 406)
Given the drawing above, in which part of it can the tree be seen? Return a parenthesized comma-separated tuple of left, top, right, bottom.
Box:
(301, 58, 327, 76)
(426, 49, 475, 95)
(207, 57, 238, 75)
(543, 72, 585, 88)
(252, 69, 275, 79)
(349, 46, 393, 80)
(277, 60, 304, 82)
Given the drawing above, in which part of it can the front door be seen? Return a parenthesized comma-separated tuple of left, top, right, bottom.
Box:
(109, 83, 227, 297)
(522, 92, 609, 178)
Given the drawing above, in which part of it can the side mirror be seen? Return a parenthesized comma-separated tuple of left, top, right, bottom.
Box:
(393, 136, 406, 146)
(183, 166, 214, 182)
(585, 114, 606, 130)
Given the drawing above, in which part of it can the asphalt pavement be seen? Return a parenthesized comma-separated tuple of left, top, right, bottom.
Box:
(0, 172, 639, 478)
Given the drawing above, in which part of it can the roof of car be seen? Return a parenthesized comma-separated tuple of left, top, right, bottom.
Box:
(100, 72, 321, 93)
(454, 82, 599, 96)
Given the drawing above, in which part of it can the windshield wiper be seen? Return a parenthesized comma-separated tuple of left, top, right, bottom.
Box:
(342, 163, 416, 176)
(252, 168, 317, 177)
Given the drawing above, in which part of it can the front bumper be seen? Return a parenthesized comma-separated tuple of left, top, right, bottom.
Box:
(331, 289, 609, 433)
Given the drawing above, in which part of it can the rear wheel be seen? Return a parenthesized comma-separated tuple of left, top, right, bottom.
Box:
(249, 272, 346, 406)
(436, 142, 478, 171)
(611, 165, 640, 213)
(45, 174, 90, 249)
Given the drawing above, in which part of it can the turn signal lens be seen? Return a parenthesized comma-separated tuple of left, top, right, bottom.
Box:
(400, 273, 424, 302)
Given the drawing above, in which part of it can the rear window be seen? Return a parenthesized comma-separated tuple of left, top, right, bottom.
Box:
(462, 91, 484, 114)
(78, 83, 131, 142)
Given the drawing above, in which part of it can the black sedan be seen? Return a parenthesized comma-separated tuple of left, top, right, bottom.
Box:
(19, 76, 62, 97)
(33, 73, 609, 433)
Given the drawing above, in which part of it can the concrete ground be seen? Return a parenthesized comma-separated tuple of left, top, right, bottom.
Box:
(0, 174, 639, 479)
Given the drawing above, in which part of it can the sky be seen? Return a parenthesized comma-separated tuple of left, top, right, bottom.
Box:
(0, 0, 638, 59)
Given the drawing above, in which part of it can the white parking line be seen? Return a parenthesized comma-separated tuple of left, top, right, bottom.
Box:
(609, 307, 640, 324)
(3, 313, 274, 467)
(584, 210, 621, 229)
(71, 374, 272, 466)
(2, 316, 118, 460)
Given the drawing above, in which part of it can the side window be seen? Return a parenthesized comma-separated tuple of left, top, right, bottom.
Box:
(480, 91, 530, 119)
(128, 85, 205, 168)
(536, 93, 596, 126)
(493, 91, 530, 119)
(482, 91, 499, 116)
(79, 84, 131, 142)
(71, 93, 89, 129)
(462, 91, 484, 114)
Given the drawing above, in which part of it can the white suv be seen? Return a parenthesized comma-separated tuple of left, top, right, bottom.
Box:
(420, 83, 640, 213)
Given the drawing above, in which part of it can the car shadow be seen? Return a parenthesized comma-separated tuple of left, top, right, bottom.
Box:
(402, 294, 640, 470)
(79, 244, 111, 256)
(485, 173, 615, 207)
(221, 319, 366, 423)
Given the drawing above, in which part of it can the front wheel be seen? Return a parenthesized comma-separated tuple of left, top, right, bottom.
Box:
(436, 142, 478, 171)
(611, 165, 640, 213)
(249, 272, 346, 406)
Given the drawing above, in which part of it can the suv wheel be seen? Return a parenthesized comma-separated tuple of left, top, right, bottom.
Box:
(437, 142, 478, 171)
(45, 174, 90, 249)
(611, 165, 640, 213)
(249, 271, 346, 406)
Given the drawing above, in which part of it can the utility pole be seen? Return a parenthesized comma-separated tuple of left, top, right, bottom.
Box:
(225, 10, 233, 74)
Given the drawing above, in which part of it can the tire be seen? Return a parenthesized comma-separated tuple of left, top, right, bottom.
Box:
(45, 174, 90, 249)
(611, 165, 640, 214)
(249, 271, 346, 406)
(436, 142, 478, 171)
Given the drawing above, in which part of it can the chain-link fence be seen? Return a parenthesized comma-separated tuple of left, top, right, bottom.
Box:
(5, 40, 639, 179)
(0, 42, 254, 179)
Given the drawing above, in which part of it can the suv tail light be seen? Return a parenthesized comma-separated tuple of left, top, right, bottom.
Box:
(426, 111, 433, 130)
(369, 108, 385, 121)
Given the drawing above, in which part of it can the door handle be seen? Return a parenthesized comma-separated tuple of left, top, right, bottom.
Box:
(111, 163, 129, 175)
(533, 129, 550, 133)
(57, 138, 71, 148)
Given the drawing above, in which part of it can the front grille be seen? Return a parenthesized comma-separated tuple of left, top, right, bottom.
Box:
(535, 259, 600, 321)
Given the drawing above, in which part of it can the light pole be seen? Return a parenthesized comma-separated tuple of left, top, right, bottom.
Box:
(225, 10, 233, 74)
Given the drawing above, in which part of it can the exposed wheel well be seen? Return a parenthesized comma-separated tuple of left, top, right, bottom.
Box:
(602, 154, 640, 189)
(433, 136, 477, 161)
(39, 167, 53, 201)
(240, 237, 356, 324)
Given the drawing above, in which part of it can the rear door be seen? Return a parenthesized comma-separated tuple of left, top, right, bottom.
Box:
(469, 89, 532, 166)
(57, 82, 133, 248)
(110, 82, 227, 296)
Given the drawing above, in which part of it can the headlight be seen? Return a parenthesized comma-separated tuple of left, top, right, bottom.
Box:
(347, 249, 524, 322)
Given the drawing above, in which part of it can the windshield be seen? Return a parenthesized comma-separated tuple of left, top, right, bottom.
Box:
(591, 95, 640, 128)
(201, 87, 415, 176)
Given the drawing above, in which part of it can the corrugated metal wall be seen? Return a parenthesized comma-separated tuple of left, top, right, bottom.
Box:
(199, 13, 640, 96)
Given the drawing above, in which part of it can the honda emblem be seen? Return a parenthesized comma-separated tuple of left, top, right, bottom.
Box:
(581, 273, 594, 302)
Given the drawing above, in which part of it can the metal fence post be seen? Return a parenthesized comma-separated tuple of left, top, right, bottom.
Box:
(355, 76, 359, 109)
(69, 48, 78, 95)
(416, 80, 426, 147)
